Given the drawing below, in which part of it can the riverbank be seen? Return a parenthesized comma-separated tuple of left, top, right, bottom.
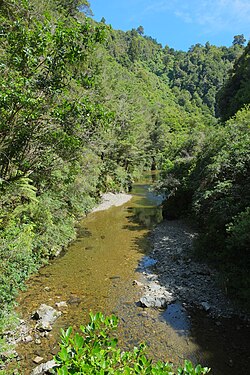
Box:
(140, 219, 250, 320)
(91, 192, 132, 212)
(0, 191, 133, 372)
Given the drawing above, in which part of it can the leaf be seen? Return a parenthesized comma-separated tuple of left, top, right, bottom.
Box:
(74, 333, 84, 349)
(57, 365, 69, 375)
(58, 347, 69, 362)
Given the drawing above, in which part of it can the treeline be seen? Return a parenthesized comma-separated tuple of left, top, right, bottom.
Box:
(104, 27, 244, 116)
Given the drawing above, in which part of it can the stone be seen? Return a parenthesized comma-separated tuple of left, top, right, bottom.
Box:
(33, 356, 44, 364)
(31, 359, 57, 375)
(201, 302, 211, 312)
(67, 295, 81, 305)
(36, 321, 52, 332)
(132, 280, 144, 287)
(139, 295, 169, 309)
(32, 304, 61, 330)
(23, 335, 33, 343)
(55, 301, 68, 309)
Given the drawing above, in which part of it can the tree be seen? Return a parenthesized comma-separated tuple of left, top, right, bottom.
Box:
(56, 0, 93, 16)
(217, 42, 250, 120)
(232, 34, 246, 46)
(136, 25, 144, 35)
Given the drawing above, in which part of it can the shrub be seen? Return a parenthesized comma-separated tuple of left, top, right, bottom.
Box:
(54, 312, 210, 375)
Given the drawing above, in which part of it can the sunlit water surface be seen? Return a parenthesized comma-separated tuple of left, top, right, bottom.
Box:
(13, 174, 250, 374)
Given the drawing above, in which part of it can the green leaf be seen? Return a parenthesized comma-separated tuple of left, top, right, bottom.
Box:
(57, 365, 69, 375)
(58, 347, 69, 362)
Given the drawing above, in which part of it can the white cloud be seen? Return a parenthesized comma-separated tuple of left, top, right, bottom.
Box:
(174, 10, 192, 24)
(145, 0, 250, 32)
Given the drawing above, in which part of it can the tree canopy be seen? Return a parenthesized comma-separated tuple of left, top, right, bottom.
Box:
(0, 0, 249, 345)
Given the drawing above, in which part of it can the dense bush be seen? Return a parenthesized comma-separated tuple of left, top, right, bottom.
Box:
(54, 312, 210, 375)
(159, 107, 250, 304)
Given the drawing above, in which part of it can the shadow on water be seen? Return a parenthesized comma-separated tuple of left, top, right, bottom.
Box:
(11, 171, 250, 374)
(160, 302, 191, 336)
(129, 176, 250, 374)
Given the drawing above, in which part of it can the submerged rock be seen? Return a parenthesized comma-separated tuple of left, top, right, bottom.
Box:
(32, 304, 61, 331)
(67, 295, 81, 305)
(31, 359, 57, 375)
(33, 356, 44, 364)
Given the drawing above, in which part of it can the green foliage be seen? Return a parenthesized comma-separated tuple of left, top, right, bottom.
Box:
(0, 0, 248, 361)
(217, 42, 250, 120)
(55, 312, 210, 375)
(163, 43, 244, 115)
(0, 0, 110, 320)
(159, 107, 250, 303)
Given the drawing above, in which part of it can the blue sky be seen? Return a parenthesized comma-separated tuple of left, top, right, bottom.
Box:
(90, 0, 250, 51)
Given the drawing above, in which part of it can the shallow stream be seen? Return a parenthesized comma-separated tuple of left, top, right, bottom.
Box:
(13, 174, 250, 374)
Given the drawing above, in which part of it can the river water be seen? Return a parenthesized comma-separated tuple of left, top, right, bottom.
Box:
(13, 174, 250, 374)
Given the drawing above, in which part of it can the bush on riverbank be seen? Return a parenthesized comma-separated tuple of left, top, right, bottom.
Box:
(0, 0, 134, 331)
(54, 312, 210, 375)
(159, 106, 250, 306)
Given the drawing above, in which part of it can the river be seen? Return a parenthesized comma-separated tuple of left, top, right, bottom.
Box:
(12, 173, 250, 374)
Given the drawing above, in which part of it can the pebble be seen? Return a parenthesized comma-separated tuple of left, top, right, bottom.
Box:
(33, 356, 44, 364)
(23, 335, 33, 343)
(55, 301, 68, 308)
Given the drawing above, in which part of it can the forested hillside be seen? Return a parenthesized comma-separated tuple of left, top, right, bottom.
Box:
(0, 0, 249, 340)
(160, 44, 250, 305)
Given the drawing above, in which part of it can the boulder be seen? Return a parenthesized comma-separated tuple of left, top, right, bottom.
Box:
(140, 295, 169, 309)
(32, 304, 61, 332)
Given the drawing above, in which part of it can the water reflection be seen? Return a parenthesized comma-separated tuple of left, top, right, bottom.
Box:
(160, 302, 191, 336)
(13, 172, 250, 375)
(130, 206, 163, 228)
(140, 256, 158, 268)
(126, 179, 163, 229)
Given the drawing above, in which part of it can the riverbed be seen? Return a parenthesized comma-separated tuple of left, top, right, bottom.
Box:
(10, 174, 250, 374)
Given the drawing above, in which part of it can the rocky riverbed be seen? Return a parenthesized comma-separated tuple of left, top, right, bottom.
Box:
(138, 219, 249, 320)
(2, 188, 250, 374)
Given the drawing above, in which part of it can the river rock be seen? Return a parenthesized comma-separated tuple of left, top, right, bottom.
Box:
(32, 304, 61, 331)
(33, 356, 44, 364)
(140, 295, 170, 309)
(201, 302, 211, 312)
(22, 335, 33, 343)
(67, 295, 81, 305)
(55, 301, 68, 309)
(31, 359, 57, 375)
(132, 280, 144, 287)
(36, 321, 52, 332)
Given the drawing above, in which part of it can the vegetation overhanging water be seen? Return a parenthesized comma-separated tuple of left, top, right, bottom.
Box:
(10, 174, 250, 374)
